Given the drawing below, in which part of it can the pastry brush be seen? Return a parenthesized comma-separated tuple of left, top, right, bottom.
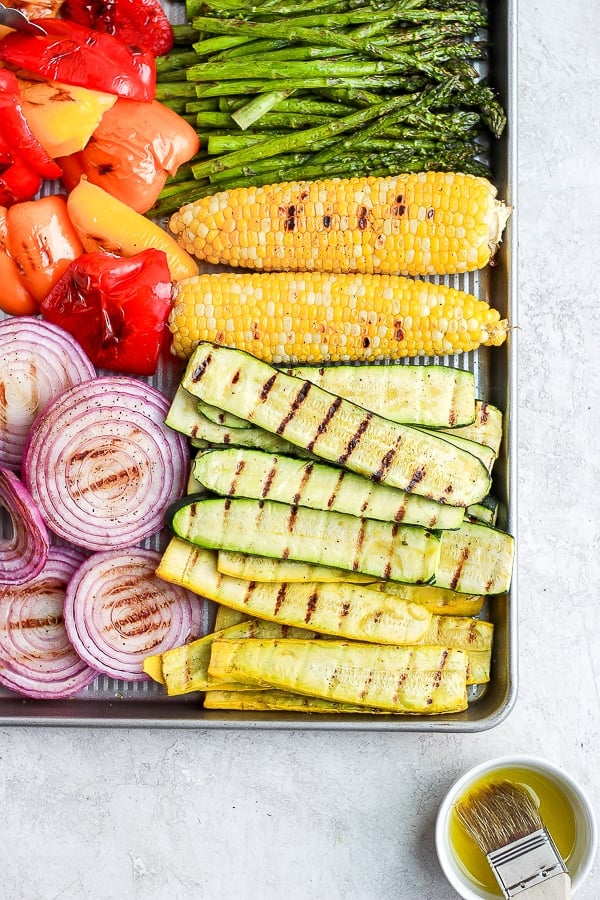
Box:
(455, 780, 570, 899)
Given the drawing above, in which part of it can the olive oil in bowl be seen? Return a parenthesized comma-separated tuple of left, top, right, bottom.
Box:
(448, 765, 577, 895)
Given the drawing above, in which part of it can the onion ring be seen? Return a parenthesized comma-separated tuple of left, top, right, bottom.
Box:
(0, 467, 49, 584)
(0, 316, 96, 472)
(0, 545, 98, 699)
(63, 548, 203, 681)
(23, 376, 189, 551)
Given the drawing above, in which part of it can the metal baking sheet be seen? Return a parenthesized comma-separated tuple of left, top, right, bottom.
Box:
(0, 0, 517, 729)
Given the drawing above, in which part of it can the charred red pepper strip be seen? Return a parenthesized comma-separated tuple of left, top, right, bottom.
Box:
(0, 19, 156, 101)
(0, 70, 62, 181)
(61, 0, 174, 57)
(0, 131, 42, 207)
(40, 249, 173, 376)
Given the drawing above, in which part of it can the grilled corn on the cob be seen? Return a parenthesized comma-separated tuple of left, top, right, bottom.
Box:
(168, 270, 508, 363)
(169, 172, 510, 277)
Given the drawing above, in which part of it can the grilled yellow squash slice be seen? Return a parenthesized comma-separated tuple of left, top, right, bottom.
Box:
(144, 619, 315, 695)
(208, 639, 469, 714)
(216, 550, 375, 584)
(157, 539, 433, 644)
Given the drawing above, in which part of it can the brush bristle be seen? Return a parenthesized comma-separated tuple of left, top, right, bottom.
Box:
(455, 780, 544, 855)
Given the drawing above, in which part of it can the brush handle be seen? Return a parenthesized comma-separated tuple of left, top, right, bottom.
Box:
(519, 872, 571, 899)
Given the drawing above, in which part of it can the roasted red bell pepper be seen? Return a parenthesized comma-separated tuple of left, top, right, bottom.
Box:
(61, 0, 174, 57)
(40, 249, 173, 376)
(0, 18, 156, 101)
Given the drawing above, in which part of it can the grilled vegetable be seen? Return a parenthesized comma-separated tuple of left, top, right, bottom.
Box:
(181, 343, 491, 506)
(5, 195, 83, 303)
(216, 553, 485, 615)
(440, 400, 503, 455)
(61, 0, 174, 57)
(368, 581, 484, 617)
(66, 179, 198, 282)
(41, 249, 173, 376)
(16, 76, 117, 159)
(207, 638, 469, 714)
(216, 551, 375, 585)
(283, 364, 476, 428)
(157, 539, 434, 642)
(58, 98, 200, 213)
(203, 689, 390, 714)
(169, 172, 510, 276)
(170, 497, 441, 584)
(435, 521, 514, 595)
(144, 619, 316, 695)
(465, 496, 499, 526)
(193, 448, 465, 530)
(0, 18, 157, 101)
(169, 271, 508, 364)
(214, 605, 248, 631)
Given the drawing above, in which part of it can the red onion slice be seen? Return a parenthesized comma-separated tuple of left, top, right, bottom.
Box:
(0, 545, 98, 699)
(0, 317, 96, 472)
(0, 467, 49, 584)
(63, 548, 203, 681)
(23, 376, 189, 551)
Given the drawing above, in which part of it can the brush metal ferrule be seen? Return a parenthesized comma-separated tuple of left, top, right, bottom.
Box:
(487, 827, 568, 897)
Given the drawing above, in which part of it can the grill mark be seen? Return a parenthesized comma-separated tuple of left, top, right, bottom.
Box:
(306, 395, 342, 452)
(9, 615, 62, 630)
(322, 214, 331, 229)
(274, 583, 287, 615)
(243, 581, 257, 604)
(360, 669, 373, 699)
(405, 466, 426, 493)
(229, 458, 246, 494)
(371, 443, 399, 483)
(231, 368, 241, 384)
(479, 402, 489, 424)
(383, 523, 400, 578)
(337, 413, 372, 466)
(448, 404, 457, 427)
(394, 502, 407, 523)
(393, 321, 404, 341)
(340, 602, 350, 618)
(283, 204, 296, 232)
(484, 576, 494, 592)
(432, 648, 449, 690)
(293, 462, 314, 504)
(393, 667, 408, 702)
(357, 205, 369, 230)
(190, 352, 212, 383)
(304, 588, 319, 624)
(351, 520, 366, 571)
(326, 467, 345, 509)
(467, 620, 477, 644)
(276, 381, 312, 435)
(391, 194, 405, 217)
(426, 207, 434, 220)
(261, 463, 277, 498)
(260, 373, 276, 401)
(450, 547, 471, 590)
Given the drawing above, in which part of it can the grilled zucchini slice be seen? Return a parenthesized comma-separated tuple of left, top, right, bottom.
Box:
(282, 363, 475, 428)
(182, 343, 491, 507)
(435, 521, 514, 594)
(171, 496, 440, 584)
(194, 447, 464, 530)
